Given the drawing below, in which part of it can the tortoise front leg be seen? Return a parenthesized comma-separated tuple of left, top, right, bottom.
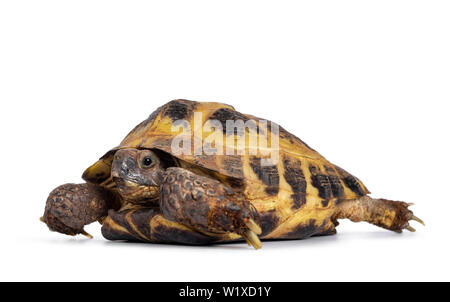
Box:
(101, 207, 218, 245)
(159, 167, 263, 249)
(41, 183, 121, 237)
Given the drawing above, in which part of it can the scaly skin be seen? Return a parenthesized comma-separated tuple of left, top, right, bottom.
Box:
(160, 167, 262, 247)
(41, 183, 121, 237)
(334, 196, 424, 232)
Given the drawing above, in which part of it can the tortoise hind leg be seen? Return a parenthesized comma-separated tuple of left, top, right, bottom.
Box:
(41, 183, 121, 238)
(333, 196, 424, 232)
(101, 208, 218, 245)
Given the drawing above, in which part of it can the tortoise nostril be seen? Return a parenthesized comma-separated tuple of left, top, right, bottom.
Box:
(120, 164, 130, 176)
(125, 158, 137, 170)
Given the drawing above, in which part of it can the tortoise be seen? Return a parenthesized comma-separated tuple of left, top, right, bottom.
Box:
(41, 99, 424, 249)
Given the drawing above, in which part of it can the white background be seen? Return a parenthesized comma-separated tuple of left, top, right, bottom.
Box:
(1, 1, 449, 281)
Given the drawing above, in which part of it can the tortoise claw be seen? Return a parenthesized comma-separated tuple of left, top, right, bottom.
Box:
(406, 226, 416, 232)
(244, 238, 251, 246)
(80, 230, 93, 239)
(243, 230, 262, 250)
(411, 215, 425, 226)
(245, 219, 262, 235)
(242, 219, 262, 249)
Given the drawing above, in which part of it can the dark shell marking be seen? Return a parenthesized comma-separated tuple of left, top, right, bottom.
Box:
(122, 100, 196, 142)
(313, 224, 337, 236)
(323, 165, 345, 199)
(309, 165, 345, 201)
(309, 165, 333, 199)
(163, 100, 189, 121)
(106, 209, 150, 241)
(101, 209, 216, 245)
(259, 210, 280, 236)
(128, 209, 155, 240)
(101, 208, 159, 242)
(280, 219, 327, 239)
(321, 199, 330, 207)
(335, 166, 367, 196)
(209, 108, 250, 135)
(101, 223, 137, 242)
(282, 156, 307, 209)
(249, 157, 280, 196)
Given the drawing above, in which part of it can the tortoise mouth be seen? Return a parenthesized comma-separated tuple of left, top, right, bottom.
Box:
(114, 177, 140, 187)
(113, 177, 160, 204)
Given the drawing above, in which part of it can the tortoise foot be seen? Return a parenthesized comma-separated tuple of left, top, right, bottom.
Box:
(41, 183, 120, 237)
(383, 200, 425, 233)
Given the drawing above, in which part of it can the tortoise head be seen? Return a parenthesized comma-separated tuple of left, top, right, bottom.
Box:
(111, 148, 165, 202)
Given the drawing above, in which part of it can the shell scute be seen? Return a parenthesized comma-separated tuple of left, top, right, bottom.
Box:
(282, 155, 307, 209)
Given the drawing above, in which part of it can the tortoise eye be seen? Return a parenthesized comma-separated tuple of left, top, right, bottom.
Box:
(139, 150, 159, 169)
(142, 156, 154, 167)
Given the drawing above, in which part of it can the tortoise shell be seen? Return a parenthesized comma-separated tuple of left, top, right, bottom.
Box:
(83, 99, 370, 238)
